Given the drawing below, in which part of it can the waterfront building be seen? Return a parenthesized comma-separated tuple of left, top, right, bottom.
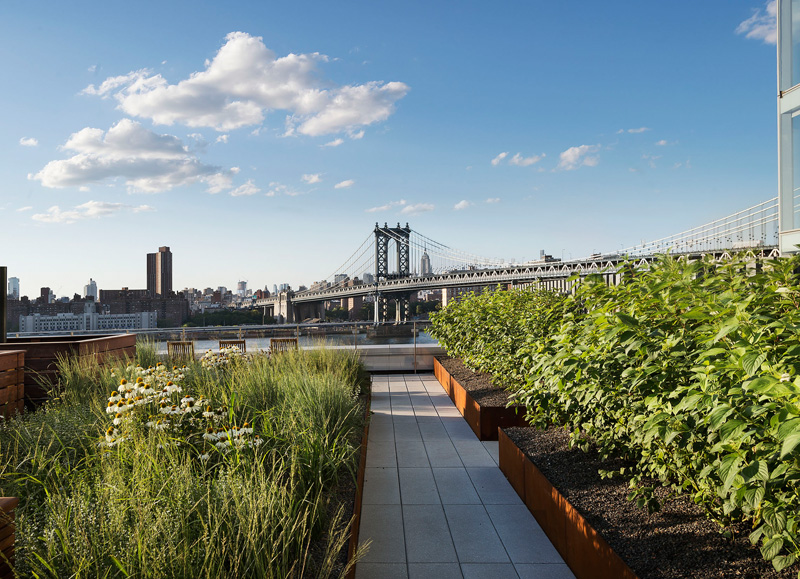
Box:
(19, 311, 157, 333)
(83, 278, 98, 300)
(146, 246, 172, 297)
(7, 277, 19, 300)
(779, 1, 800, 252)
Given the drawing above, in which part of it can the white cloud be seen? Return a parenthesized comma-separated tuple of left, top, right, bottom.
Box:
(642, 154, 662, 168)
(30, 119, 237, 193)
(737, 1, 777, 44)
(19, 137, 38, 147)
(617, 127, 650, 134)
(366, 199, 407, 213)
(265, 182, 303, 197)
(486, 197, 500, 204)
(655, 139, 669, 146)
(302, 173, 322, 184)
(334, 179, 355, 189)
(491, 152, 508, 166)
(32, 200, 154, 224)
(348, 129, 365, 140)
(508, 152, 544, 167)
(215, 134, 229, 144)
(556, 144, 599, 171)
(84, 32, 409, 136)
(323, 138, 344, 147)
(88, 64, 97, 73)
(16, 206, 32, 212)
(400, 203, 434, 216)
(454, 200, 472, 210)
(229, 179, 260, 196)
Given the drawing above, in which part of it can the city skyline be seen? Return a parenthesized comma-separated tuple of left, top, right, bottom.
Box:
(1, 1, 779, 296)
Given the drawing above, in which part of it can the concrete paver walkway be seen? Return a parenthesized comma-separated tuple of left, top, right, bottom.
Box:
(356, 374, 575, 579)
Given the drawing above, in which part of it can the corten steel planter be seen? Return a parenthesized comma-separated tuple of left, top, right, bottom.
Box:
(0, 334, 136, 407)
(0, 497, 18, 579)
(0, 352, 24, 418)
(347, 392, 371, 579)
(433, 357, 527, 441)
(498, 428, 638, 579)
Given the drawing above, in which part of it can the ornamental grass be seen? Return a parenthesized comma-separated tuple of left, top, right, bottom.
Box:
(0, 345, 369, 578)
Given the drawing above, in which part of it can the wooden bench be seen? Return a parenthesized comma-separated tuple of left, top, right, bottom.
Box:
(167, 341, 195, 362)
(219, 339, 246, 353)
(270, 337, 298, 354)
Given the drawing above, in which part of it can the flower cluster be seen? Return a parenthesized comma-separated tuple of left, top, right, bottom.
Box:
(200, 346, 248, 370)
(102, 360, 263, 461)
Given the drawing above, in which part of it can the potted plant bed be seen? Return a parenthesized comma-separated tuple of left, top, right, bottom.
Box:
(499, 426, 796, 579)
(0, 334, 136, 407)
(433, 355, 526, 440)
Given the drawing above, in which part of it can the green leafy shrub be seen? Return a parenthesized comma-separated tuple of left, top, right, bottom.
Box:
(429, 285, 567, 387)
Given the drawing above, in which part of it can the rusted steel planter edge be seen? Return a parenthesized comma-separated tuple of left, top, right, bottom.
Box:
(498, 428, 639, 579)
(432, 356, 526, 441)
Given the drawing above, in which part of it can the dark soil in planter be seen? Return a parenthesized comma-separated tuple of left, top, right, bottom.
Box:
(436, 355, 514, 407)
(504, 426, 795, 579)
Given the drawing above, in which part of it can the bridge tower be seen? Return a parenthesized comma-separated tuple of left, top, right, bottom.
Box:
(374, 222, 411, 323)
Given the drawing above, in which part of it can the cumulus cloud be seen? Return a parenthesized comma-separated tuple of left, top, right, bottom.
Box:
(365, 199, 407, 213)
(491, 152, 508, 166)
(454, 200, 472, 210)
(486, 197, 500, 204)
(16, 206, 33, 212)
(83, 32, 409, 136)
(29, 119, 239, 194)
(655, 139, 669, 146)
(508, 152, 544, 167)
(334, 179, 355, 189)
(302, 173, 322, 184)
(400, 203, 434, 216)
(19, 137, 38, 147)
(556, 144, 599, 171)
(737, 1, 777, 44)
(229, 180, 260, 196)
(215, 134, 229, 144)
(616, 127, 650, 134)
(32, 200, 154, 224)
(323, 138, 344, 147)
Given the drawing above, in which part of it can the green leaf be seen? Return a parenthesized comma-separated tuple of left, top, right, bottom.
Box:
(698, 347, 727, 360)
(777, 417, 800, 441)
(713, 320, 740, 343)
(746, 376, 779, 394)
(772, 552, 797, 571)
(742, 352, 768, 376)
(780, 433, 800, 459)
(720, 419, 746, 442)
(708, 404, 734, 430)
(741, 460, 769, 483)
(617, 313, 639, 328)
(761, 536, 784, 561)
(719, 454, 741, 493)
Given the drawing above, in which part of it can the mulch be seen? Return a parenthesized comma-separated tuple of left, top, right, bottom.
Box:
(503, 425, 796, 579)
(436, 355, 515, 407)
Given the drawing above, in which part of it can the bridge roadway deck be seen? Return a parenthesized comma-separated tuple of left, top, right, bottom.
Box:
(356, 373, 574, 579)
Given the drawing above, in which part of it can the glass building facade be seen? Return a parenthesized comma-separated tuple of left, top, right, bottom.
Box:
(779, 0, 800, 251)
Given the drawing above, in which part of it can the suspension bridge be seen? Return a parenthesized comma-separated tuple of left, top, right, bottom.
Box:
(255, 197, 780, 323)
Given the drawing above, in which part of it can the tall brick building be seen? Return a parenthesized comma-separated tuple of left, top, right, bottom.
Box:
(147, 246, 172, 297)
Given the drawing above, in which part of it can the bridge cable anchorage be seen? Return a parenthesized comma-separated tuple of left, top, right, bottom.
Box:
(590, 197, 778, 260)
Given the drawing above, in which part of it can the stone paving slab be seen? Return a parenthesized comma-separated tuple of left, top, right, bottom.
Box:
(355, 374, 576, 579)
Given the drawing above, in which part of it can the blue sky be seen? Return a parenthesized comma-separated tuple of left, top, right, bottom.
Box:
(0, 1, 779, 298)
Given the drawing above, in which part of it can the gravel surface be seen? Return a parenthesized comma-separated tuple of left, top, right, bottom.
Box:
(504, 426, 796, 579)
(436, 355, 519, 407)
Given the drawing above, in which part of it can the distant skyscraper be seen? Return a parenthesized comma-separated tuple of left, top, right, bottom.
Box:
(147, 246, 173, 297)
(334, 274, 347, 284)
(8, 277, 19, 300)
(84, 278, 98, 300)
(237, 281, 247, 296)
(420, 251, 432, 275)
(273, 284, 278, 295)
(362, 272, 375, 285)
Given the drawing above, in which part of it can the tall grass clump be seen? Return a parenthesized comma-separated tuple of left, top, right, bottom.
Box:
(0, 346, 368, 578)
